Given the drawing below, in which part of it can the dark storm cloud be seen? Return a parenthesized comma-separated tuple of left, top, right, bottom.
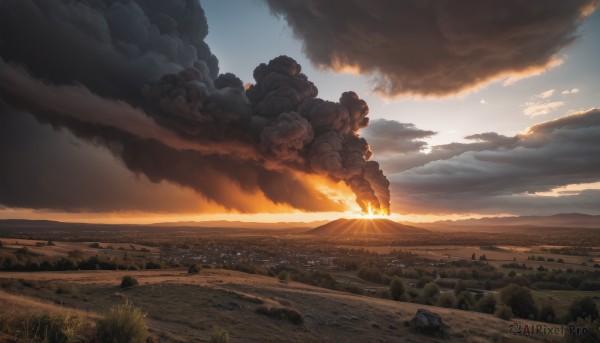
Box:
(388, 109, 600, 214)
(265, 0, 598, 97)
(0, 0, 390, 213)
(362, 119, 436, 155)
(0, 107, 208, 213)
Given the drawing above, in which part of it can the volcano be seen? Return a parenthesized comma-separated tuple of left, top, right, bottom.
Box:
(307, 218, 428, 235)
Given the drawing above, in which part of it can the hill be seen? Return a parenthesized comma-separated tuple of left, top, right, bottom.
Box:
(0, 268, 558, 342)
(420, 212, 600, 232)
(308, 218, 428, 235)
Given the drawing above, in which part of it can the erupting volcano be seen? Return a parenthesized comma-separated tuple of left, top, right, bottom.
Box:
(307, 218, 428, 236)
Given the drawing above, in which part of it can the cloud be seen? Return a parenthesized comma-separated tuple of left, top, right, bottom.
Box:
(387, 109, 600, 215)
(562, 88, 580, 95)
(265, 0, 597, 97)
(480, 100, 489, 105)
(522, 101, 566, 117)
(0, 107, 225, 213)
(536, 89, 555, 99)
(0, 1, 391, 214)
(361, 119, 436, 155)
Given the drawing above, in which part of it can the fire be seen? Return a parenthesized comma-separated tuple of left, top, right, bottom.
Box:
(363, 202, 387, 220)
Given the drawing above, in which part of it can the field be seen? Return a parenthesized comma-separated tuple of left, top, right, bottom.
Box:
(1, 221, 599, 342)
(0, 268, 565, 343)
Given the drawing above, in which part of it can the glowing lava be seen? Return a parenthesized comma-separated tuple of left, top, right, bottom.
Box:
(363, 202, 388, 220)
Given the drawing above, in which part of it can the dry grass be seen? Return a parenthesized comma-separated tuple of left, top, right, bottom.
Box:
(0, 269, 568, 342)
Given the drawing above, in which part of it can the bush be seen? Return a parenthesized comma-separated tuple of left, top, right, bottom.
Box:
(569, 296, 599, 321)
(188, 264, 201, 274)
(208, 327, 230, 343)
(500, 283, 538, 319)
(539, 305, 557, 323)
(475, 293, 497, 314)
(454, 280, 467, 296)
(436, 293, 456, 308)
(419, 282, 440, 305)
(357, 267, 385, 285)
(255, 304, 304, 325)
(278, 270, 291, 283)
(456, 291, 476, 310)
(389, 277, 405, 301)
(96, 302, 147, 343)
(495, 305, 513, 320)
(120, 276, 138, 289)
(29, 313, 89, 343)
(484, 279, 492, 290)
(416, 276, 433, 289)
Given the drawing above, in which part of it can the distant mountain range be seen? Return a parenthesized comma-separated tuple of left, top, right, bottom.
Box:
(419, 213, 600, 231)
(149, 220, 328, 229)
(0, 213, 598, 233)
(308, 218, 428, 235)
(0, 218, 327, 231)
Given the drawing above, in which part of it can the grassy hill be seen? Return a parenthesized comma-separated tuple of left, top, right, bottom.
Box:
(0, 269, 562, 342)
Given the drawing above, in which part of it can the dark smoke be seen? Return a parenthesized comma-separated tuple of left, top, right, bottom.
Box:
(265, 0, 597, 97)
(0, 0, 390, 214)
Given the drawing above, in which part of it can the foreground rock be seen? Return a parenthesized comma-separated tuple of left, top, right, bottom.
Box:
(410, 309, 449, 338)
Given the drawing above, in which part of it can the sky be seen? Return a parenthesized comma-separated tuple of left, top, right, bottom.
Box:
(0, 0, 599, 223)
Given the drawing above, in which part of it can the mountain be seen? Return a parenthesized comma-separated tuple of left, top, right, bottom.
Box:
(419, 213, 600, 231)
(149, 220, 328, 229)
(0, 219, 326, 232)
(307, 218, 428, 235)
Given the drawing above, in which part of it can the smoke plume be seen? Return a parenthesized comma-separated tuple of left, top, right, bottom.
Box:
(0, 0, 390, 214)
(265, 0, 597, 97)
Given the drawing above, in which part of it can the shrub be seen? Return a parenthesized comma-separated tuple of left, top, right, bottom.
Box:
(120, 276, 138, 288)
(484, 279, 492, 290)
(96, 302, 147, 343)
(357, 267, 384, 284)
(419, 282, 440, 305)
(278, 270, 290, 283)
(500, 283, 538, 319)
(208, 327, 230, 343)
(456, 291, 475, 310)
(569, 296, 599, 321)
(436, 293, 456, 308)
(389, 277, 405, 301)
(475, 293, 497, 314)
(539, 305, 557, 323)
(416, 276, 433, 289)
(188, 264, 201, 274)
(495, 305, 513, 320)
(454, 280, 467, 296)
(89, 242, 101, 248)
(255, 304, 304, 325)
(28, 313, 89, 343)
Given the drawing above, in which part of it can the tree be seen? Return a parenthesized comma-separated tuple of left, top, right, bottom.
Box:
(471, 253, 476, 260)
(456, 291, 475, 310)
(475, 293, 497, 314)
(389, 277, 405, 301)
(454, 280, 467, 296)
(500, 283, 538, 319)
(419, 282, 440, 305)
(569, 296, 599, 321)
